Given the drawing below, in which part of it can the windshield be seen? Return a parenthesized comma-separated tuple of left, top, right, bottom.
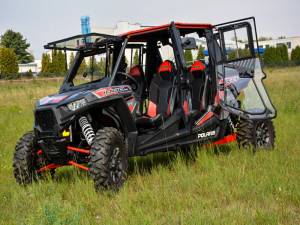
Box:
(72, 51, 112, 87)
(45, 33, 122, 51)
(58, 37, 128, 93)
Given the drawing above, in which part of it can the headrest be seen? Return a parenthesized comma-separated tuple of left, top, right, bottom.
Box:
(129, 65, 143, 77)
(158, 60, 173, 73)
(190, 60, 206, 72)
(158, 60, 174, 81)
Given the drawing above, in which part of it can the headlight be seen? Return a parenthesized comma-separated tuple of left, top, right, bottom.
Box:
(67, 99, 87, 111)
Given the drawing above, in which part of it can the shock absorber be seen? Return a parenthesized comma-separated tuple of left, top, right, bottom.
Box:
(78, 116, 95, 145)
(228, 116, 235, 132)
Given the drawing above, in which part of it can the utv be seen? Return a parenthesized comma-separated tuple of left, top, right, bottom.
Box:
(13, 17, 276, 190)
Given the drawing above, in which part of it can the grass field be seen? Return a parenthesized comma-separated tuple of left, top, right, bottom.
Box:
(0, 67, 299, 225)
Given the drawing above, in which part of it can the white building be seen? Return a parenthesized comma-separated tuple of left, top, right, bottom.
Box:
(93, 22, 151, 65)
(258, 37, 300, 56)
(18, 60, 41, 75)
(92, 21, 143, 36)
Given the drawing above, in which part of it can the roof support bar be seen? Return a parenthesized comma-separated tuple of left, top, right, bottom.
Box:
(109, 38, 129, 86)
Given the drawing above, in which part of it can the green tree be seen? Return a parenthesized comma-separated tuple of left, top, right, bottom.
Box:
(49, 50, 65, 75)
(263, 45, 289, 66)
(97, 58, 106, 76)
(0, 48, 19, 79)
(227, 48, 251, 60)
(0, 29, 34, 63)
(78, 58, 87, 75)
(133, 50, 139, 65)
(88, 56, 97, 73)
(56, 50, 66, 74)
(278, 45, 289, 65)
(263, 46, 277, 66)
(49, 50, 57, 74)
(41, 53, 51, 73)
(23, 69, 33, 78)
(69, 52, 75, 69)
(196, 45, 205, 60)
(184, 50, 193, 64)
(124, 55, 129, 66)
(291, 46, 300, 65)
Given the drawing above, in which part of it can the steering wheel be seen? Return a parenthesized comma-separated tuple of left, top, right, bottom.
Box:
(116, 72, 139, 91)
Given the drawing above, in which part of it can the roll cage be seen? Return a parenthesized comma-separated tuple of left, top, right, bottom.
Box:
(44, 18, 276, 120)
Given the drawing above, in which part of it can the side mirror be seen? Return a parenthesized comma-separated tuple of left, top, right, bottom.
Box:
(181, 37, 197, 50)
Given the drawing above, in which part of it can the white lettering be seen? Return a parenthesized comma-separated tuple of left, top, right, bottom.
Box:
(197, 130, 216, 139)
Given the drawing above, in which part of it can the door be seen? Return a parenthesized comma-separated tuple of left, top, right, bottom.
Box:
(214, 17, 276, 119)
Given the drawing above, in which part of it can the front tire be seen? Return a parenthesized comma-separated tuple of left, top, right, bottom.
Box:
(13, 131, 39, 184)
(89, 127, 128, 191)
(237, 119, 275, 150)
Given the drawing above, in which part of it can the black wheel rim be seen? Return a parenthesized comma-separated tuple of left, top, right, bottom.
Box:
(256, 122, 270, 147)
(109, 147, 123, 184)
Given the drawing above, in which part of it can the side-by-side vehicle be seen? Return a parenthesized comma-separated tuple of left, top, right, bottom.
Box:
(13, 17, 276, 190)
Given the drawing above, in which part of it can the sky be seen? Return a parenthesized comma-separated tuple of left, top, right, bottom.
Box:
(0, 0, 299, 59)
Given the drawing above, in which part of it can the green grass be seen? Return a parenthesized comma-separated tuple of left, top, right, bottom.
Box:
(0, 68, 300, 225)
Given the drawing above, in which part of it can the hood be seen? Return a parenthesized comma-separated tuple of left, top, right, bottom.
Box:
(36, 85, 133, 108)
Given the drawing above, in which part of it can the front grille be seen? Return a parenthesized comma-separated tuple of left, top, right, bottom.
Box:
(39, 139, 68, 164)
(35, 110, 57, 131)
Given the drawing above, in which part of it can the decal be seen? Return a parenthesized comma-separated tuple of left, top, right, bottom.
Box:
(214, 90, 224, 105)
(67, 91, 89, 100)
(126, 97, 136, 113)
(39, 95, 68, 105)
(219, 75, 239, 87)
(197, 130, 216, 139)
(195, 111, 214, 126)
(93, 85, 132, 98)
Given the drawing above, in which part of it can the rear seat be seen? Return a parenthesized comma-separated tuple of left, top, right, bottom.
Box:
(190, 60, 206, 111)
(136, 60, 176, 128)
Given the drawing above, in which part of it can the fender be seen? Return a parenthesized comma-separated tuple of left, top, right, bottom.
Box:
(94, 96, 138, 156)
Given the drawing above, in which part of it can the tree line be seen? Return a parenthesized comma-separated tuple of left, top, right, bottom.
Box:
(42, 46, 206, 77)
(40, 51, 107, 77)
(263, 45, 288, 66)
(263, 45, 300, 67)
(40, 50, 66, 76)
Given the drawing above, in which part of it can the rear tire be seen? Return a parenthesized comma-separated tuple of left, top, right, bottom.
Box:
(89, 127, 128, 191)
(13, 131, 39, 185)
(237, 119, 275, 150)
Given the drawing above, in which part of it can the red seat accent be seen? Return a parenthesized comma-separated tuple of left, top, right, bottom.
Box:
(183, 100, 189, 115)
(190, 60, 205, 72)
(147, 100, 157, 118)
(129, 65, 143, 77)
(158, 60, 173, 73)
(190, 60, 206, 111)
